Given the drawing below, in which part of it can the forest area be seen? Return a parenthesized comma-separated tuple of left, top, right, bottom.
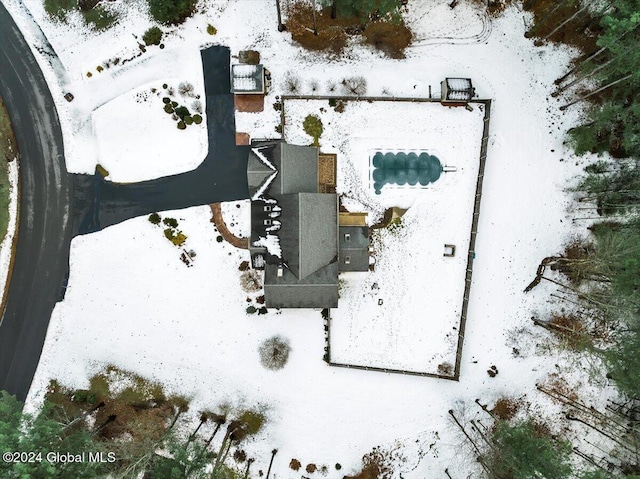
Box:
(452, 0, 640, 478)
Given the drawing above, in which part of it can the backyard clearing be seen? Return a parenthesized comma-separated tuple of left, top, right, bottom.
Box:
(284, 98, 485, 374)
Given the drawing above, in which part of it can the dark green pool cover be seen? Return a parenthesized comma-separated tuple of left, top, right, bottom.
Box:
(372, 151, 442, 195)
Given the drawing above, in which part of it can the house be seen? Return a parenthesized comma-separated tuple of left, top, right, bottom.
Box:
(247, 142, 370, 309)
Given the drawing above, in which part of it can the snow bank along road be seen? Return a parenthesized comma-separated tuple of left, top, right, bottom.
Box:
(0, 2, 73, 401)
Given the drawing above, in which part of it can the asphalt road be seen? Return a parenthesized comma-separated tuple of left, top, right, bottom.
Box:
(0, 2, 73, 401)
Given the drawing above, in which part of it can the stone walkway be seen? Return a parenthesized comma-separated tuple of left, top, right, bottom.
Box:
(209, 203, 248, 249)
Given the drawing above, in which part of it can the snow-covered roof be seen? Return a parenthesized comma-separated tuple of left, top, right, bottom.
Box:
(443, 78, 474, 101)
(231, 64, 265, 93)
(252, 233, 282, 258)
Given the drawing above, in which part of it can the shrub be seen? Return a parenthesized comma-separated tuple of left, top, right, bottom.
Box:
(233, 449, 247, 463)
(162, 97, 171, 104)
(73, 390, 88, 402)
(284, 72, 300, 93)
(164, 104, 174, 114)
(148, 213, 161, 225)
(237, 409, 266, 435)
(143, 26, 163, 46)
(335, 463, 342, 470)
(162, 83, 168, 89)
(240, 270, 262, 292)
(306, 464, 317, 474)
(341, 76, 367, 96)
(192, 114, 203, 124)
(82, 6, 118, 31)
(363, 20, 413, 59)
(184, 115, 193, 125)
(303, 114, 323, 147)
(96, 65, 104, 73)
(86, 72, 93, 78)
(172, 232, 187, 246)
(163, 217, 178, 228)
(328, 98, 337, 107)
(258, 336, 291, 370)
(239, 261, 250, 271)
(216, 235, 223, 243)
(44, 0, 76, 21)
(148, 0, 197, 25)
(286, 2, 348, 54)
(174, 105, 190, 120)
(290, 459, 301, 471)
(257, 307, 268, 315)
(246, 306, 257, 314)
(437, 362, 454, 376)
(177, 121, 186, 130)
(491, 397, 522, 421)
(178, 81, 194, 96)
(207, 23, 217, 35)
(171, 100, 178, 108)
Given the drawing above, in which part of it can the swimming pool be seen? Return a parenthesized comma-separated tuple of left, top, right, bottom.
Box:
(371, 151, 442, 195)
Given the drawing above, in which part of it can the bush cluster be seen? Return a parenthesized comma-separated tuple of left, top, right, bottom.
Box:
(162, 98, 202, 129)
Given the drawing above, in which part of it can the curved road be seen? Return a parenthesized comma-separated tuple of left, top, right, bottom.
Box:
(0, 2, 73, 401)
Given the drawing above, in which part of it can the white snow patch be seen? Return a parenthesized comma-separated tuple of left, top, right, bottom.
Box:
(0, 160, 20, 311)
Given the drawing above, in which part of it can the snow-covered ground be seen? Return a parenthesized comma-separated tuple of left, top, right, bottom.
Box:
(6, 0, 620, 476)
(0, 160, 19, 310)
(92, 78, 206, 182)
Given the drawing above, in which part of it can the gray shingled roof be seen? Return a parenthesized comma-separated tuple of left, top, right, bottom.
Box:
(278, 193, 338, 280)
(271, 143, 318, 195)
(264, 262, 339, 308)
(247, 146, 276, 196)
(338, 225, 370, 272)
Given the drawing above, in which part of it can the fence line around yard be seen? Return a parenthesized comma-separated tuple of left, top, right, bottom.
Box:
(280, 96, 493, 381)
(452, 99, 492, 381)
(280, 94, 442, 140)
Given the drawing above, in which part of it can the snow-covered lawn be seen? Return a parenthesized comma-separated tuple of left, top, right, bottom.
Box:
(92, 79, 207, 182)
(8, 0, 621, 476)
(284, 98, 484, 374)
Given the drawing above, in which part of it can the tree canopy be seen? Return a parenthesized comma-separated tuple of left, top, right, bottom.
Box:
(148, 0, 197, 25)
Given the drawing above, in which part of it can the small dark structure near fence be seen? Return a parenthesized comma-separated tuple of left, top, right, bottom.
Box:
(441, 78, 475, 105)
